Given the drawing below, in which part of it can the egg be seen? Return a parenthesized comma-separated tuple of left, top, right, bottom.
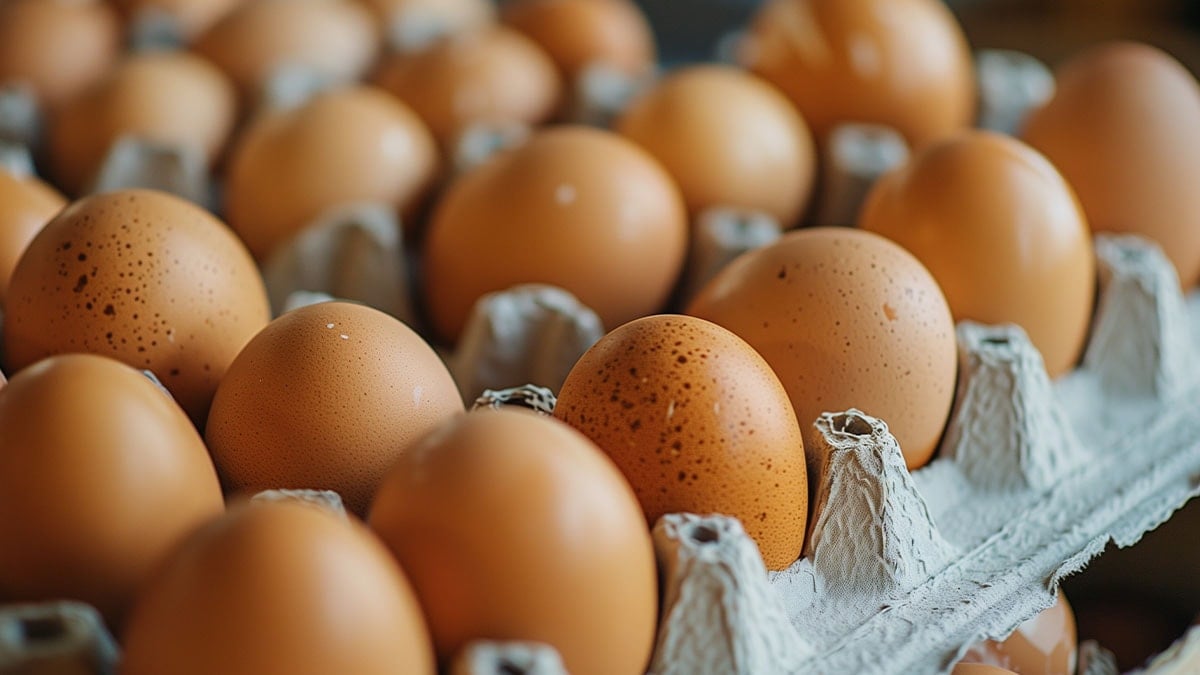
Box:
(554, 314, 809, 570)
(953, 665, 1018, 675)
(369, 408, 657, 675)
(0, 170, 65, 303)
(687, 227, 957, 470)
(1021, 41, 1200, 288)
(0, 0, 121, 111)
(205, 301, 464, 516)
(121, 500, 435, 674)
(859, 130, 1095, 378)
(0, 353, 224, 629)
(47, 51, 238, 196)
(4, 189, 271, 424)
(959, 592, 1077, 675)
(423, 125, 688, 344)
(113, 0, 246, 40)
(739, 0, 975, 149)
(501, 0, 656, 81)
(372, 26, 560, 148)
(224, 85, 437, 260)
(358, 0, 494, 41)
(616, 65, 816, 227)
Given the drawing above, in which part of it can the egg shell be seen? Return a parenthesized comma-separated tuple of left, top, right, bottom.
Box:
(3, 189, 271, 425)
(224, 85, 438, 260)
(952, 665, 1019, 675)
(47, 51, 238, 196)
(0, 353, 224, 629)
(616, 64, 816, 228)
(501, 0, 656, 80)
(422, 125, 688, 344)
(372, 26, 560, 148)
(739, 0, 975, 149)
(114, 0, 246, 40)
(960, 592, 1077, 675)
(120, 500, 435, 675)
(687, 227, 957, 470)
(0, 171, 65, 303)
(368, 408, 658, 675)
(1021, 41, 1200, 288)
(860, 130, 1095, 378)
(554, 314, 809, 570)
(205, 301, 464, 516)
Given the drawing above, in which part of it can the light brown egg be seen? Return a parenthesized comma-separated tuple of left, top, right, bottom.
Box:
(47, 51, 238, 196)
(1021, 41, 1200, 288)
(739, 0, 975, 148)
(224, 85, 437, 260)
(687, 227, 957, 470)
(3, 189, 270, 425)
(423, 125, 688, 344)
(953, 665, 1019, 675)
(369, 408, 657, 675)
(193, 0, 379, 105)
(372, 25, 560, 147)
(501, 0, 655, 80)
(0, 0, 121, 111)
(0, 353, 223, 630)
(860, 130, 1094, 378)
(121, 500, 435, 675)
(113, 0, 246, 40)
(358, 0, 494, 39)
(555, 314, 809, 570)
(0, 171, 65, 303)
(205, 301, 464, 516)
(960, 592, 1078, 675)
(616, 65, 816, 227)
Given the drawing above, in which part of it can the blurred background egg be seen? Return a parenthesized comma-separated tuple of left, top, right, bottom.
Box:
(369, 408, 658, 675)
(0, 170, 64, 304)
(1020, 41, 1200, 289)
(953, 665, 1019, 675)
(0, 353, 223, 630)
(687, 227, 957, 470)
(3, 189, 270, 424)
(555, 314, 809, 570)
(859, 130, 1095, 378)
(121, 500, 435, 675)
(112, 0, 247, 41)
(959, 592, 1078, 675)
(501, 0, 657, 81)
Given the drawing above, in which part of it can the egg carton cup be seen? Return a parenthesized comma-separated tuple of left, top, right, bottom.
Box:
(0, 84, 41, 152)
(127, 8, 189, 52)
(451, 641, 568, 675)
(0, 601, 119, 675)
(567, 61, 658, 128)
(87, 135, 215, 210)
(451, 121, 532, 176)
(811, 123, 910, 227)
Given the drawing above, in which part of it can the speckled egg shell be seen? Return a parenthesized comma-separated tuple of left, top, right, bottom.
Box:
(0, 171, 65, 303)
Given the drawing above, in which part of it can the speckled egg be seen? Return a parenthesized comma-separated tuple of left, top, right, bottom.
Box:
(555, 314, 808, 570)
(0, 171, 65, 304)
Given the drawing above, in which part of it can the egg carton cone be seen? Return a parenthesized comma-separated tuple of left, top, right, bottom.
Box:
(680, 207, 782, 305)
(451, 641, 567, 675)
(974, 49, 1056, 135)
(1130, 626, 1200, 674)
(0, 601, 118, 675)
(0, 84, 41, 152)
(127, 7, 187, 53)
(0, 141, 35, 178)
(471, 384, 558, 416)
(88, 135, 213, 210)
(811, 123, 909, 227)
(568, 62, 657, 128)
(250, 488, 348, 518)
(1080, 641, 1121, 675)
(451, 121, 532, 176)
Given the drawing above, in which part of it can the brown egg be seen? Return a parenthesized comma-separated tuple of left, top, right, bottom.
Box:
(860, 131, 1094, 378)
(739, 0, 975, 148)
(193, 0, 379, 104)
(423, 125, 688, 344)
(953, 665, 1019, 675)
(113, 0, 246, 40)
(224, 85, 437, 259)
(0, 0, 121, 110)
(47, 51, 238, 196)
(205, 301, 464, 516)
(0, 171, 65, 303)
(501, 0, 655, 80)
(4, 189, 271, 424)
(358, 0, 494, 39)
(616, 65, 816, 227)
(373, 26, 560, 147)
(960, 592, 1078, 675)
(369, 408, 657, 675)
(1021, 42, 1200, 289)
(0, 353, 223, 629)
(687, 227, 957, 470)
(121, 500, 435, 674)
(555, 314, 809, 570)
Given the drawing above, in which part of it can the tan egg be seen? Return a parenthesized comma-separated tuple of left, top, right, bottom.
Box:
(357, 0, 494, 37)
(47, 51, 237, 196)
(960, 592, 1078, 675)
(121, 500, 435, 675)
(501, 0, 655, 80)
(1021, 42, 1200, 288)
(193, 0, 379, 104)
(224, 85, 437, 260)
(4, 189, 270, 425)
(616, 65, 816, 227)
(0, 0, 121, 110)
(860, 130, 1094, 378)
(423, 125, 688, 344)
(113, 0, 246, 40)
(555, 314, 808, 570)
(368, 408, 657, 675)
(205, 301, 464, 516)
(373, 26, 560, 147)
(953, 665, 1018, 675)
(739, 0, 975, 149)
(0, 353, 223, 630)
(0, 171, 65, 303)
(687, 227, 957, 470)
